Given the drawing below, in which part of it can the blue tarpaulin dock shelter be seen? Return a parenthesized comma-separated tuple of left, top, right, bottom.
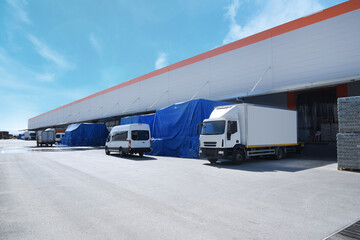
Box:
(120, 113, 155, 133)
(62, 123, 109, 146)
(150, 99, 231, 158)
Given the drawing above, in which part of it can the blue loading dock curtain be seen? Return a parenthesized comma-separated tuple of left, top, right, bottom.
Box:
(62, 123, 109, 146)
(120, 114, 155, 133)
(150, 99, 231, 158)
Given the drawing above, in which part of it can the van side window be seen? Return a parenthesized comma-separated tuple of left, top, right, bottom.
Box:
(112, 131, 128, 141)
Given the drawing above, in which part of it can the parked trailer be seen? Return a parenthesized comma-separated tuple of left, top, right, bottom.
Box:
(198, 104, 301, 164)
(36, 130, 55, 147)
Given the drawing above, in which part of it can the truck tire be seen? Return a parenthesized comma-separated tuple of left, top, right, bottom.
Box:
(208, 158, 218, 164)
(105, 147, 110, 155)
(232, 149, 245, 164)
(275, 147, 285, 160)
(139, 152, 144, 157)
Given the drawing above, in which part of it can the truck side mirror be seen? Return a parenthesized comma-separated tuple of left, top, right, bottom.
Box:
(231, 122, 237, 134)
(227, 132, 231, 140)
(227, 121, 231, 140)
(196, 123, 203, 135)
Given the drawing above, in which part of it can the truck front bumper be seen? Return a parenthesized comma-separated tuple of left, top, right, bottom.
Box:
(199, 148, 232, 159)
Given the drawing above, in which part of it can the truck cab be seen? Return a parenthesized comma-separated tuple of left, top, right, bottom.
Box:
(199, 118, 241, 163)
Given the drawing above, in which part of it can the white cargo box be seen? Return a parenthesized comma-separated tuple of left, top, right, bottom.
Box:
(209, 104, 297, 147)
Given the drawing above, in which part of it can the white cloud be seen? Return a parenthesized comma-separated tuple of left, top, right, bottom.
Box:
(36, 73, 55, 82)
(223, 0, 324, 45)
(6, 0, 31, 24)
(0, 49, 90, 131)
(89, 33, 102, 54)
(155, 52, 168, 70)
(0, 49, 54, 87)
(27, 35, 74, 69)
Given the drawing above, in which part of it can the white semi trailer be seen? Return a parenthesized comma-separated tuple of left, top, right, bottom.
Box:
(198, 104, 301, 164)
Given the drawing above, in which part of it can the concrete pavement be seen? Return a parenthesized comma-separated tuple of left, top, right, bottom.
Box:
(0, 140, 359, 240)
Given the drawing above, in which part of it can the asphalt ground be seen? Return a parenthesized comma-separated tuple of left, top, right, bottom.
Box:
(0, 140, 359, 240)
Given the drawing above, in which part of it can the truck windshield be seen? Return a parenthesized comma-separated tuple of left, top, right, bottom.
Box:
(201, 121, 225, 135)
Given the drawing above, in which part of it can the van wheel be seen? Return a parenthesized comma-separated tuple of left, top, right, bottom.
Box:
(119, 148, 126, 157)
(139, 153, 144, 157)
(208, 158, 217, 164)
(275, 147, 285, 160)
(232, 149, 245, 164)
(105, 147, 110, 155)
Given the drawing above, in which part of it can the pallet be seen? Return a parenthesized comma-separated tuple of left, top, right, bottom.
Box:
(337, 167, 360, 172)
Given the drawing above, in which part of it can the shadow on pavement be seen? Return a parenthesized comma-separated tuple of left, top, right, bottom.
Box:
(204, 155, 335, 172)
(203, 143, 337, 172)
(108, 154, 157, 161)
(28, 146, 100, 152)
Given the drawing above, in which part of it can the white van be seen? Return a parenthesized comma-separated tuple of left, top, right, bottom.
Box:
(105, 124, 151, 156)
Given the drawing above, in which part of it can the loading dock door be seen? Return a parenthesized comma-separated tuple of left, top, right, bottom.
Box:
(297, 89, 337, 142)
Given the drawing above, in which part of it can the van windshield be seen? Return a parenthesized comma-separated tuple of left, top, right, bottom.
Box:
(132, 130, 149, 140)
(201, 121, 225, 135)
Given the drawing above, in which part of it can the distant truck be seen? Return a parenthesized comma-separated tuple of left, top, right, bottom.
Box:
(55, 132, 65, 143)
(198, 104, 301, 164)
(36, 129, 55, 147)
(24, 131, 36, 140)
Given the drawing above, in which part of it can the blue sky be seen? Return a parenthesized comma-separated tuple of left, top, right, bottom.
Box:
(0, 0, 347, 133)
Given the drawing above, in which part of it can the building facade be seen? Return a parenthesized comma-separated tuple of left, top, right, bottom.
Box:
(28, 0, 360, 142)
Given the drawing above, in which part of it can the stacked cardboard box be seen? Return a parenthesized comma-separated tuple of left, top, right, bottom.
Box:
(337, 133, 360, 169)
(338, 97, 360, 132)
(337, 97, 360, 170)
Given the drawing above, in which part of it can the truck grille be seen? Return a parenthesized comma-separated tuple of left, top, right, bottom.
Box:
(204, 142, 217, 147)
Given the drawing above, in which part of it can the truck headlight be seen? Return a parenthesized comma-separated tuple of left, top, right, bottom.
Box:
(218, 151, 224, 155)
(199, 149, 202, 154)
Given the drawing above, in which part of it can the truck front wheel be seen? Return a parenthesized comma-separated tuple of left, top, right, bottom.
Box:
(232, 149, 245, 164)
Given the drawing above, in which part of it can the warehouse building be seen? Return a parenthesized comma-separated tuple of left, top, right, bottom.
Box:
(29, 0, 360, 143)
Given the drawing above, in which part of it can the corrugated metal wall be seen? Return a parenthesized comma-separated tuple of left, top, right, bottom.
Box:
(29, 6, 360, 129)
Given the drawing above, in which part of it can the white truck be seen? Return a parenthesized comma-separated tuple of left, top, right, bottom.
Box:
(24, 131, 36, 140)
(198, 104, 301, 164)
(36, 129, 56, 147)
